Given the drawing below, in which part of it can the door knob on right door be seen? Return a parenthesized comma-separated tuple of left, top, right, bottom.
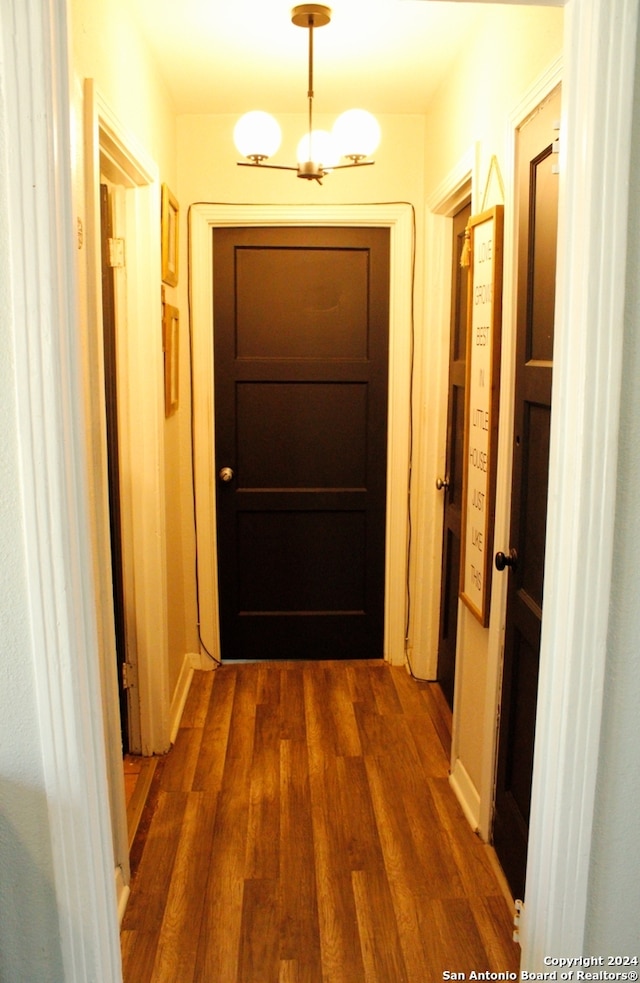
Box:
(495, 548, 518, 571)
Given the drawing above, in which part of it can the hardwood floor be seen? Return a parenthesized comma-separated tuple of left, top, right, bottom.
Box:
(124, 754, 159, 849)
(121, 662, 520, 982)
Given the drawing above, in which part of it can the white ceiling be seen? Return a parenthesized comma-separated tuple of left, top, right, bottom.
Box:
(128, 0, 492, 116)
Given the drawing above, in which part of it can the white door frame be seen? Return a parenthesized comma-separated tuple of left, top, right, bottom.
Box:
(5, 0, 638, 975)
(83, 82, 171, 760)
(189, 203, 414, 667)
(2, 4, 122, 978)
(411, 146, 477, 681)
(521, 0, 638, 960)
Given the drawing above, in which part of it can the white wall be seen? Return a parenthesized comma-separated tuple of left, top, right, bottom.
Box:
(419, 5, 564, 826)
(69, 0, 194, 704)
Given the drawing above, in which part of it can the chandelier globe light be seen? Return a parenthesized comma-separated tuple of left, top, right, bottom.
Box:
(233, 110, 282, 163)
(234, 4, 380, 184)
(332, 108, 381, 162)
(296, 128, 339, 169)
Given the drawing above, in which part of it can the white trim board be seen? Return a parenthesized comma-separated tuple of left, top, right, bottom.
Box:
(450, 758, 481, 833)
(84, 81, 170, 757)
(169, 654, 199, 743)
(411, 147, 475, 682)
(189, 203, 414, 667)
(521, 0, 639, 963)
(2, 2, 122, 978)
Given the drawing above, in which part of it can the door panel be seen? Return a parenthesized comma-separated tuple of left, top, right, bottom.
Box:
(493, 85, 561, 899)
(437, 199, 472, 709)
(235, 247, 369, 359)
(213, 226, 390, 661)
(237, 383, 367, 487)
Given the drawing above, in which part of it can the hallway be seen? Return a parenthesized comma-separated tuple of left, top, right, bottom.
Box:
(121, 662, 519, 982)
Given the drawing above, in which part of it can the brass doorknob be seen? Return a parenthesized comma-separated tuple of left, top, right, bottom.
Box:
(436, 476, 450, 490)
(218, 467, 234, 483)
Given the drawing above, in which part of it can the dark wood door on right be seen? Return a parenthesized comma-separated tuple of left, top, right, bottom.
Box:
(437, 199, 471, 710)
(492, 85, 561, 900)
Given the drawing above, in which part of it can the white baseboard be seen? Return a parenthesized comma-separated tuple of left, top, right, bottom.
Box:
(449, 757, 482, 834)
(115, 866, 130, 926)
(168, 653, 198, 744)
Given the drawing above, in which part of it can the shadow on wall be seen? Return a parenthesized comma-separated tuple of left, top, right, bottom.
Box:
(0, 782, 65, 983)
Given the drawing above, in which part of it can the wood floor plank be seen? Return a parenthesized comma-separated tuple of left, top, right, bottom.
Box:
(192, 666, 236, 791)
(122, 790, 188, 933)
(120, 929, 158, 983)
(388, 663, 432, 715)
(362, 750, 435, 903)
(244, 700, 280, 880)
(351, 867, 409, 983)
(159, 724, 204, 792)
(192, 669, 258, 983)
(180, 666, 214, 728)
(421, 681, 453, 760)
(428, 775, 501, 898)
(336, 754, 384, 872)
(237, 879, 280, 983)
(256, 663, 281, 705)
(402, 707, 451, 779)
(368, 664, 405, 715)
(429, 897, 495, 975)
(303, 667, 342, 759)
(147, 790, 218, 983)
(345, 664, 379, 709)
(279, 666, 306, 742)
(304, 671, 367, 983)
(472, 894, 520, 970)
(326, 668, 362, 757)
(279, 738, 322, 976)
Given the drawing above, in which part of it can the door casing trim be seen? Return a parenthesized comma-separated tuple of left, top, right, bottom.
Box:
(413, 147, 476, 683)
(190, 203, 414, 666)
(84, 83, 170, 758)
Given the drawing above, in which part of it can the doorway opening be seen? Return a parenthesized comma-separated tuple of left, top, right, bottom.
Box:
(190, 203, 414, 668)
(99, 180, 129, 751)
(436, 197, 472, 710)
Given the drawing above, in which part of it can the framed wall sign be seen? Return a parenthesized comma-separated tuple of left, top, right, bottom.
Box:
(162, 300, 179, 416)
(161, 183, 179, 286)
(460, 205, 504, 625)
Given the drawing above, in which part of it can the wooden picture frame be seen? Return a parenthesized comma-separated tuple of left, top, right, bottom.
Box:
(161, 183, 179, 286)
(459, 205, 504, 626)
(162, 301, 179, 416)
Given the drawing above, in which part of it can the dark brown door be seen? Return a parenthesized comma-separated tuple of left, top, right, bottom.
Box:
(493, 85, 561, 899)
(437, 199, 472, 709)
(100, 184, 129, 750)
(213, 226, 390, 661)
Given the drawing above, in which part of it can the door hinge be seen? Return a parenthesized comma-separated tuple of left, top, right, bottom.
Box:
(108, 237, 126, 268)
(552, 119, 561, 174)
(121, 661, 137, 690)
(513, 899, 524, 942)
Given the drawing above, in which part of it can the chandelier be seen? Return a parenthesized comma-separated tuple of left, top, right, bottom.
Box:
(233, 4, 380, 184)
